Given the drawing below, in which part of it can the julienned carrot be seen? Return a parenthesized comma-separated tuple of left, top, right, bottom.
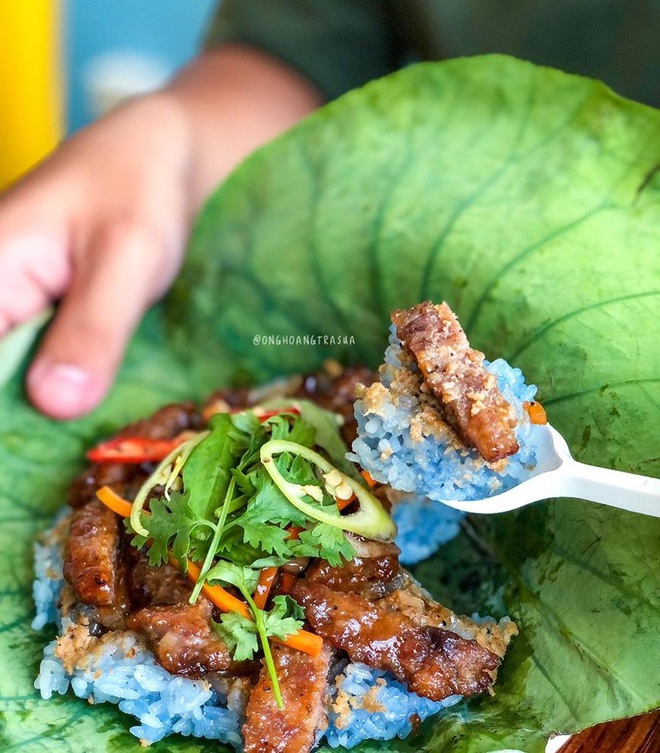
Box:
(361, 469, 377, 487)
(185, 560, 322, 656)
(183, 561, 252, 619)
(96, 486, 134, 518)
(524, 401, 548, 425)
(253, 566, 279, 610)
(278, 627, 323, 655)
(95, 485, 323, 657)
(253, 526, 302, 606)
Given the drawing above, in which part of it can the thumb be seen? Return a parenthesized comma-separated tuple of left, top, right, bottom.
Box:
(27, 221, 175, 420)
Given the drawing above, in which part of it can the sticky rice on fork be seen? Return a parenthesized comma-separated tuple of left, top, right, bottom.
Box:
(351, 301, 542, 502)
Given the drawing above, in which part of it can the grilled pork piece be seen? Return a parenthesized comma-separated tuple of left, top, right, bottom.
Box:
(115, 401, 200, 440)
(126, 599, 232, 677)
(127, 551, 193, 608)
(67, 462, 137, 509)
(63, 499, 131, 629)
(243, 644, 333, 753)
(64, 499, 120, 607)
(293, 550, 511, 701)
(391, 301, 519, 462)
(303, 545, 400, 599)
(292, 579, 499, 700)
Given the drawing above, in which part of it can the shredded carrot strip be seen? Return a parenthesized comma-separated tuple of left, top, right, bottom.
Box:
(361, 469, 377, 487)
(184, 561, 252, 619)
(185, 562, 322, 655)
(96, 486, 135, 518)
(337, 492, 356, 510)
(278, 628, 323, 655)
(524, 401, 548, 425)
(95, 487, 323, 656)
(256, 525, 303, 606)
(253, 566, 279, 610)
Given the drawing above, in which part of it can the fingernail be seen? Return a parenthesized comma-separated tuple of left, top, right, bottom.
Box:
(28, 362, 92, 418)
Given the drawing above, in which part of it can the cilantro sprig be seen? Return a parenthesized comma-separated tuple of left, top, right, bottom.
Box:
(206, 562, 304, 707)
(127, 401, 394, 707)
(132, 407, 361, 586)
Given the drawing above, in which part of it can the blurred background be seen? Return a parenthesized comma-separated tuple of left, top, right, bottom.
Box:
(0, 0, 215, 189)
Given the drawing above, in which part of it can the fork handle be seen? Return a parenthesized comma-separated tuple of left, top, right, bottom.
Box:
(560, 459, 660, 517)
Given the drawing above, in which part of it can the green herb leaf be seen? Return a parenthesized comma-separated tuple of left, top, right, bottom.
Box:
(241, 519, 291, 557)
(213, 595, 304, 663)
(279, 417, 316, 447)
(238, 471, 309, 527)
(183, 412, 239, 521)
(229, 410, 262, 436)
(231, 467, 256, 497)
(213, 612, 259, 662)
(205, 560, 260, 594)
(262, 595, 305, 641)
(296, 522, 355, 567)
(141, 492, 201, 566)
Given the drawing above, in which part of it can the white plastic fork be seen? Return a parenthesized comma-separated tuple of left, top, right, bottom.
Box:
(437, 423, 660, 517)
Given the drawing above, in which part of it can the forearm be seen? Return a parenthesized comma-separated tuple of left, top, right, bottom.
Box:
(167, 44, 324, 210)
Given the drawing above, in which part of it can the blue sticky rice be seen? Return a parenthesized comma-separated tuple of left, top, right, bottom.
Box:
(32, 522, 463, 749)
(392, 495, 465, 565)
(351, 329, 538, 503)
(324, 662, 461, 748)
(36, 629, 245, 746)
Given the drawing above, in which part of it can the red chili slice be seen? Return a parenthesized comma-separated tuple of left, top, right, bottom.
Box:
(87, 408, 301, 464)
(86, 436, 188, 464)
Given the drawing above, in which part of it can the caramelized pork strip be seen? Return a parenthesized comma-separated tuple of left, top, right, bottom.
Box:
(126, 550, 193, 609)
(292, 580, 500, 700)
(67, 462, 138, 509)
(303, 545, 400, 599)
(115, 401, 201, 440)
(243, 644, 333, 753)
(391, 302, 519, 462)
(126, 598, 232, 678)
(63, 499, 120, 607)
(380, 574, 517, 660)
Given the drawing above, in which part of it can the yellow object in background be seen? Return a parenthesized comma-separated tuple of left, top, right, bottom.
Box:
(0, 0, 63, 190)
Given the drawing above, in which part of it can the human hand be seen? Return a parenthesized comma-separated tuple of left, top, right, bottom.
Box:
(0, 46, 322, 420)
(0, 93, 193, 419)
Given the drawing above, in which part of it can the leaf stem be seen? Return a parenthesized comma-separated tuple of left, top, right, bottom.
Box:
(190, 476, 236, 602)
(244, 589, 284, 709)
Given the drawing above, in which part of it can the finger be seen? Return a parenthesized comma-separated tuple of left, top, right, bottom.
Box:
(26, 220, 169, 420)
(0, 191, 72, 336)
